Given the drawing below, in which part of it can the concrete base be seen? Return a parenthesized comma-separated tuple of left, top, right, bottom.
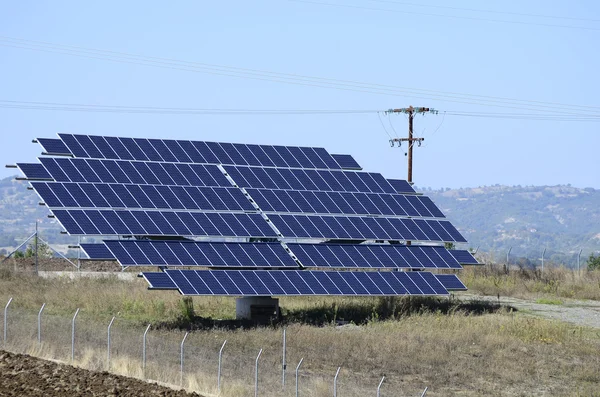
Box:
(236, 296, 279, 322)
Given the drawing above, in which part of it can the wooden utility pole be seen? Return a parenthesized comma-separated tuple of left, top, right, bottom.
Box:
(386, 106, 438, 184)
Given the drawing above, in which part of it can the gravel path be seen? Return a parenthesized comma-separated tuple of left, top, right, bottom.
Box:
(460, 293, 600, 328)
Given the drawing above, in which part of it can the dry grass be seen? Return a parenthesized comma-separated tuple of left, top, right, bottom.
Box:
(2, 267, 600, 396)
(461, 263, 600, 301)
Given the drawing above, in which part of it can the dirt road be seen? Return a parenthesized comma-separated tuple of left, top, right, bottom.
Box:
(0, 350, 203, 397)
(461, 293, 600, 329)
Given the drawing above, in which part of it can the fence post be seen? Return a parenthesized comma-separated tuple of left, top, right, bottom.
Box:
(255, 349, 263, 397)
(377, 376, 385, 397)
(282, 327, 287, 388)
(180, 332, 189, 387)
(333, 366, 341, 397)
(71, 308, 80, 362)
(541, 248, 546, 274)
(37, 303, 46, 345)
(107, 317, 116, 371)
(3, 297, 13, 347)
(420, 386, 428, 396)
(142, 324, 151, 378)
(295, 357, 304, 397)
(217, 340, 227, 394)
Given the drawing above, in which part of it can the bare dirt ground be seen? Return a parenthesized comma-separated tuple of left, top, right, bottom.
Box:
(2, 257, 122, 272)
(460, 293, 600, 329)
(0, 350, 203, 397)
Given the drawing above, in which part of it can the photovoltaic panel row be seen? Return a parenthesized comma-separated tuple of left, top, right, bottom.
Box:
(163, 269, 449, 296)
(449, 250, 479, 265)
(51, 209, 276, 237)
(80, 243, 115, 260)
(36, 138, 70, 155)
(57, 133, 343, 170)
(32, 182, 254, 212)
(38, 157, 231, 187)
(287, 243, 463, 269)
(141, 271, 466, 292)
(248, 188, 444, 218)
(104, 240, 297, 268)
(225, 165, 403, 194)
(331, 154, 362, 170)
(16, 163, 52, 180)
(435, 274, 467, 291)
(269, 214, 466, 242)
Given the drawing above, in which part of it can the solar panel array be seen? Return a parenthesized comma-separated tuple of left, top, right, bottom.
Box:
(16, 133, 478, 297)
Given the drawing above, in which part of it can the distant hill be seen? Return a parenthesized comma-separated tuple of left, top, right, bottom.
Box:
(424, 185, 600, 266)
(0, 176, 598, 265)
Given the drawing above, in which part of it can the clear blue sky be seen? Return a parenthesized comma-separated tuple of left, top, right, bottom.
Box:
(1, 1, 599, 189)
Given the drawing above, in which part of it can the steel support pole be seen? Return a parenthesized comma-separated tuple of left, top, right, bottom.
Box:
(333, 367, 341, 397)
(142, 324, 151, 378)
(107, 317, 115, 371)
(37, 303, 46, 345)
(217, 340, 227, 394)
(578, 249, 583, 275)
(282, 327, 287, 388)
(35, 221, 38, 275)
(3, 297, 13, 346)
(421, 386, 429, 397)
(295, 358, 304, 397)
(71, 308, 80, 362)
(180, 332, 189, 387)
(507, 247, 512, 266)
(377, 376, 385, 397)
(255, 349, 263, 397)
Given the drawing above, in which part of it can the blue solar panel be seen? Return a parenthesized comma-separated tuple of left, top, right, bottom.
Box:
(387, 179, 415, 194)
(143, 272, 178, 290)
(37, 138, 70, 155)
(39, 158, 69, 182)
(435, 274, 468, 291)
(89, 136, 119, 159)
(331, 154, 361, 170)
(268, 214, 463, 242)
(50, 209, 277, 237)
(31, 182, 63, 207)
(449, 250, 479, 265)
(80, 243, 115, 260)
(286, 243, 462, 269)
(58, 134, 89, 158)
(17, 163, 52, 180)
(149, 269, 447, 296)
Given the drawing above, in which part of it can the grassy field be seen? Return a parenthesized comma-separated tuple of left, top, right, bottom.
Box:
(461, 261, 600, 301)
(1, 266, 600, 396)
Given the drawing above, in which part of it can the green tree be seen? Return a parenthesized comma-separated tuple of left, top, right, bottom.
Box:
(587, 254, 600, 271)
(15, 237, 53, 259)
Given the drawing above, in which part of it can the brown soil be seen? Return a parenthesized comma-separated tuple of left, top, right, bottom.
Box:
(0, 350, 203, 397)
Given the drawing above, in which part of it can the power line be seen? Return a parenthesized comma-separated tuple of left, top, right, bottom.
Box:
(0, 100, 376, 115)
(289, 0, 600, 31)
(1, 100, 600, 122)
(2, 36, 600, 116)
(363, 0, 600, 24)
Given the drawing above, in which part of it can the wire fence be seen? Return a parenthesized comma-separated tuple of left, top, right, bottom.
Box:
(1, 298, 428, 397)
(474, 245, 596, 273)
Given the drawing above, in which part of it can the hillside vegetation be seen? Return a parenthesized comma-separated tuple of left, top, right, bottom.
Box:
(425, 185, 600, 265)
